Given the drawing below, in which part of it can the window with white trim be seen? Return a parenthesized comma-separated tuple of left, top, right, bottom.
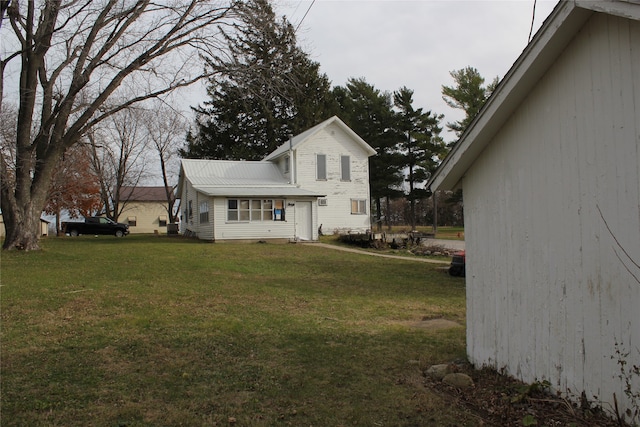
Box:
(199, 201, 209, 223)
(316, 154, 326, 180)
(341, 155, 351, 181)
(227, 199, 285, 222)
(351, 199, 366, 215)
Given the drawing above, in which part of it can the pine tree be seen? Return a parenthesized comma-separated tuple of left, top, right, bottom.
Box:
(333, 78, 404, 230)
(438, 66, 497, 228)
(181, 0, 337, 160)
(441, 66, 498, 138)
(394, 87, 446, 229)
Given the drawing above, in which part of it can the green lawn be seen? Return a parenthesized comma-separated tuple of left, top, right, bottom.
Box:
(1, 235, 468, 426)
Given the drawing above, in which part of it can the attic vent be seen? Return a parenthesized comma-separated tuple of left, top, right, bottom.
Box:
(318, 198, 328, 206)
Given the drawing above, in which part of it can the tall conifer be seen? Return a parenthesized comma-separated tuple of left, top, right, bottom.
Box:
(181, 0, 336, 160)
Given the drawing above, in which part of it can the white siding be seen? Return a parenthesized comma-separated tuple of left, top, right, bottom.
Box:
(212, 197, 311, 241)
(464, 13, 640, 413)
(179, 179, 214, 240)
(194, 194, 214, 241)
(295, 122, 371, 234)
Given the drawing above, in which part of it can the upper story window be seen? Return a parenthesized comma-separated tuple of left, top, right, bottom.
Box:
(316, 154, 326, 180)
(284, 155, 290, 174)
(341, 155, 351, 181)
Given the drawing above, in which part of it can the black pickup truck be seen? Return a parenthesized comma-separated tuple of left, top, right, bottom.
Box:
(62, 217, 130, 237)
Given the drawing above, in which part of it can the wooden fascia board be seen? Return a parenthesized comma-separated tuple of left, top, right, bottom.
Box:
(267, 117, 377, 160)
(577, 0, 640, 21)
(334, 119, 377, 157)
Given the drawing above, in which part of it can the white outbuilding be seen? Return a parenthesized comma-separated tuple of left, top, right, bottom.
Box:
(429, 0, 639, 418)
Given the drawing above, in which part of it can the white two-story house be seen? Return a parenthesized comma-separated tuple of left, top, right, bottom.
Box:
(177, 116, 376, 242)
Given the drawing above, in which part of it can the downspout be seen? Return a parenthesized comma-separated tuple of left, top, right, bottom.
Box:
(289, 135, 295, 185)
(289, 135, 297, 241)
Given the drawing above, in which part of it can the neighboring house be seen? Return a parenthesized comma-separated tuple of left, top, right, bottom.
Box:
(428, 0, 639, 417)
(177, 116, 376, 241)
(0, 214, 49, 238)
(119, 186, 173, 234)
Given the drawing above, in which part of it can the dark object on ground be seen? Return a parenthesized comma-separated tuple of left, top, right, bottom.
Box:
(449, 250, 465, 277)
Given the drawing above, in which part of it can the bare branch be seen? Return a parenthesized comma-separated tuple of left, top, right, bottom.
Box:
(597, 204, 640, 284)
(2, 0, 237, 250)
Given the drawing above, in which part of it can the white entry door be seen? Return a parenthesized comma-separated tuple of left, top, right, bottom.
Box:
(295, 201, 313, 241)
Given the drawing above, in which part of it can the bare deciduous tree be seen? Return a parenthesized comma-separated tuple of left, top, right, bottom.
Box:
(0, 0, 236, 250)
(142, 102, 187, 224)
(89, 108, 151, 222)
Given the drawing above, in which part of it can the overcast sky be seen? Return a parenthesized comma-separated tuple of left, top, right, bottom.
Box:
(271, 0, 559, 142)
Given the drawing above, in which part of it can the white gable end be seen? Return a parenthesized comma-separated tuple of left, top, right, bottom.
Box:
(293, 121, 373, 234)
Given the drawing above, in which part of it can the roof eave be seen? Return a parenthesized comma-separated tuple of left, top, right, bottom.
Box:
(192, 185, 326, 198)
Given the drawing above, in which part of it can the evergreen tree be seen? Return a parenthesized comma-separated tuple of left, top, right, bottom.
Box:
(441, 66, 499, 138)
(393, 87, 446, 229)
(333, 78, 404, 230)
(439, 66, 497, 228)
(181, 0, 337, 160)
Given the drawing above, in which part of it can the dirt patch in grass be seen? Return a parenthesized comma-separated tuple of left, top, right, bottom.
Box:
(422, 364, 622, 426)
(408, 317, 463, 330)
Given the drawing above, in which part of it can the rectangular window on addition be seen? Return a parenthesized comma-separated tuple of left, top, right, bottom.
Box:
(199, 201, 209, 224)
(226, 199, 286, 222)
(227, 199, 238, 221)
(237, 199, 250, 221)
(351, 199, 366, 215)
(251, 199, 262, 221)
(341, 155, 350, 181)
(316, 154, 326, 180)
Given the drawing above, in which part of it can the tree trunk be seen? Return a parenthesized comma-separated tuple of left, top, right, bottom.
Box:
(55, 209, 61, 236)
(2, 202, 44, 251)
(385, 197, 391, 231)
(160, 156, 176, 224)
(375, 197, 382, 232)
(1, 150, 55, 251)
